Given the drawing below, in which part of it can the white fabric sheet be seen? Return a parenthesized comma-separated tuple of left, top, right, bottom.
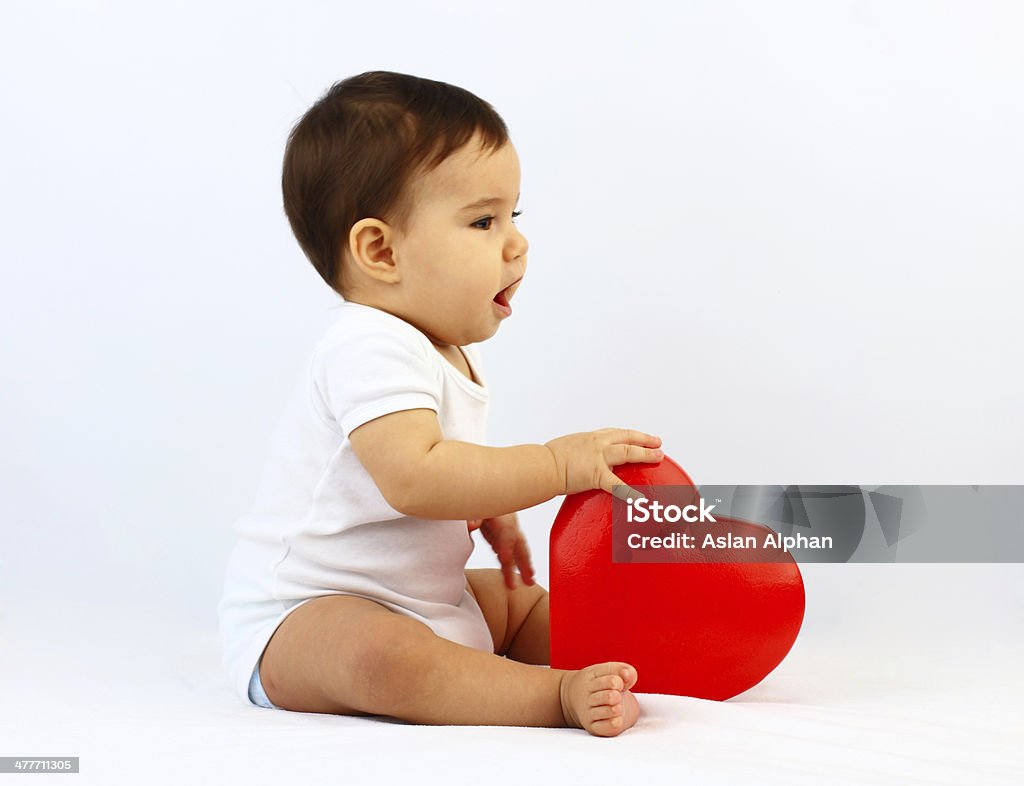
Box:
(1, 566, 1021, 785)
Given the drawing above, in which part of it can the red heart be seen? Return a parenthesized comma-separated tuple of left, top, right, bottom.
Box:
(550, 454, 806, 700)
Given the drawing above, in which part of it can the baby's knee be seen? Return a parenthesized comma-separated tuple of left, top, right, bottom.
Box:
(506, 580, 547, 630)
(518, 577, 548, 606)
(356, 613, 438, 682)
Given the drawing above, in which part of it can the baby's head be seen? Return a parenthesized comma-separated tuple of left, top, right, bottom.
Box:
(282, 70, 529, 348)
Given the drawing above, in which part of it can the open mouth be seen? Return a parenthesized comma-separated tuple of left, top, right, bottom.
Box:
(493, 276, 523, 307)
(493, 277, 521, 317)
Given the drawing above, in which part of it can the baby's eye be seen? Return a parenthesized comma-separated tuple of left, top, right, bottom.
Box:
(472, 210, 523, 230)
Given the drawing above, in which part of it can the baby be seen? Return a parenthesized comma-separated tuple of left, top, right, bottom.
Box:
(218, 70, 663, 737)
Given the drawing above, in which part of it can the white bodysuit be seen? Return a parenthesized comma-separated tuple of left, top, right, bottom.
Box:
(217, 301, 494, 706)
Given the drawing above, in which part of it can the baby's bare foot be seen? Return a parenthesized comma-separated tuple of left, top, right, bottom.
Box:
(559, 662, 640, 737)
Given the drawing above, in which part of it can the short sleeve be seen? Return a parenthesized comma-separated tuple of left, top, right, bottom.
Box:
(310, 319, 443, 439)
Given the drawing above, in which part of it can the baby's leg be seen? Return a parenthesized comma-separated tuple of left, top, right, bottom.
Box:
(258, 593, 640, 736)
(465, 568, 550, 664)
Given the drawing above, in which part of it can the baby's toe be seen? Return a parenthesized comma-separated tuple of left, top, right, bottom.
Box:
(590, 688, 622, 708)
(590, 662, 633, 683)
(591, 674, 624, 693)
(590, 715, 625, 736)
(590, 702, 622, 721)
(588, 661, 637, 691)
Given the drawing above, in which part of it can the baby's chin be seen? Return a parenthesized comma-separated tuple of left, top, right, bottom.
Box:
(472, 322, 501, 343)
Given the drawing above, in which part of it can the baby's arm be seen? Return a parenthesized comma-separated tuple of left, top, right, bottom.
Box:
(349, 408, 662, 522)
(349, 408, 560, 521)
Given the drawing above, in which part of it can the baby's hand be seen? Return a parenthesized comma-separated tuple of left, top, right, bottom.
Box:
(544, 428, 663, 498)
(471, 512, 535, 590)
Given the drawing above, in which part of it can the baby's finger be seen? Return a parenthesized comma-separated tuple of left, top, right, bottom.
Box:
(606, 476, 647, 504)
(608, 442, 664, 466)
(514, 539, 535, 586)
(614, 429, 662, 447)
(494, 549, 517, 589)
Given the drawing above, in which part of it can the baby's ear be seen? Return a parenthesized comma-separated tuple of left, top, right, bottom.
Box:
(348, 217, 400, 282)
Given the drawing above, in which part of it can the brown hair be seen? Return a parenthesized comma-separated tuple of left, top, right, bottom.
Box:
(281, 70, 510, 298)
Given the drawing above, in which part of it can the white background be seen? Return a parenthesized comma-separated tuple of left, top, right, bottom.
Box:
(1, 1, 1021, 649)
(2, 3, 1022, 783)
